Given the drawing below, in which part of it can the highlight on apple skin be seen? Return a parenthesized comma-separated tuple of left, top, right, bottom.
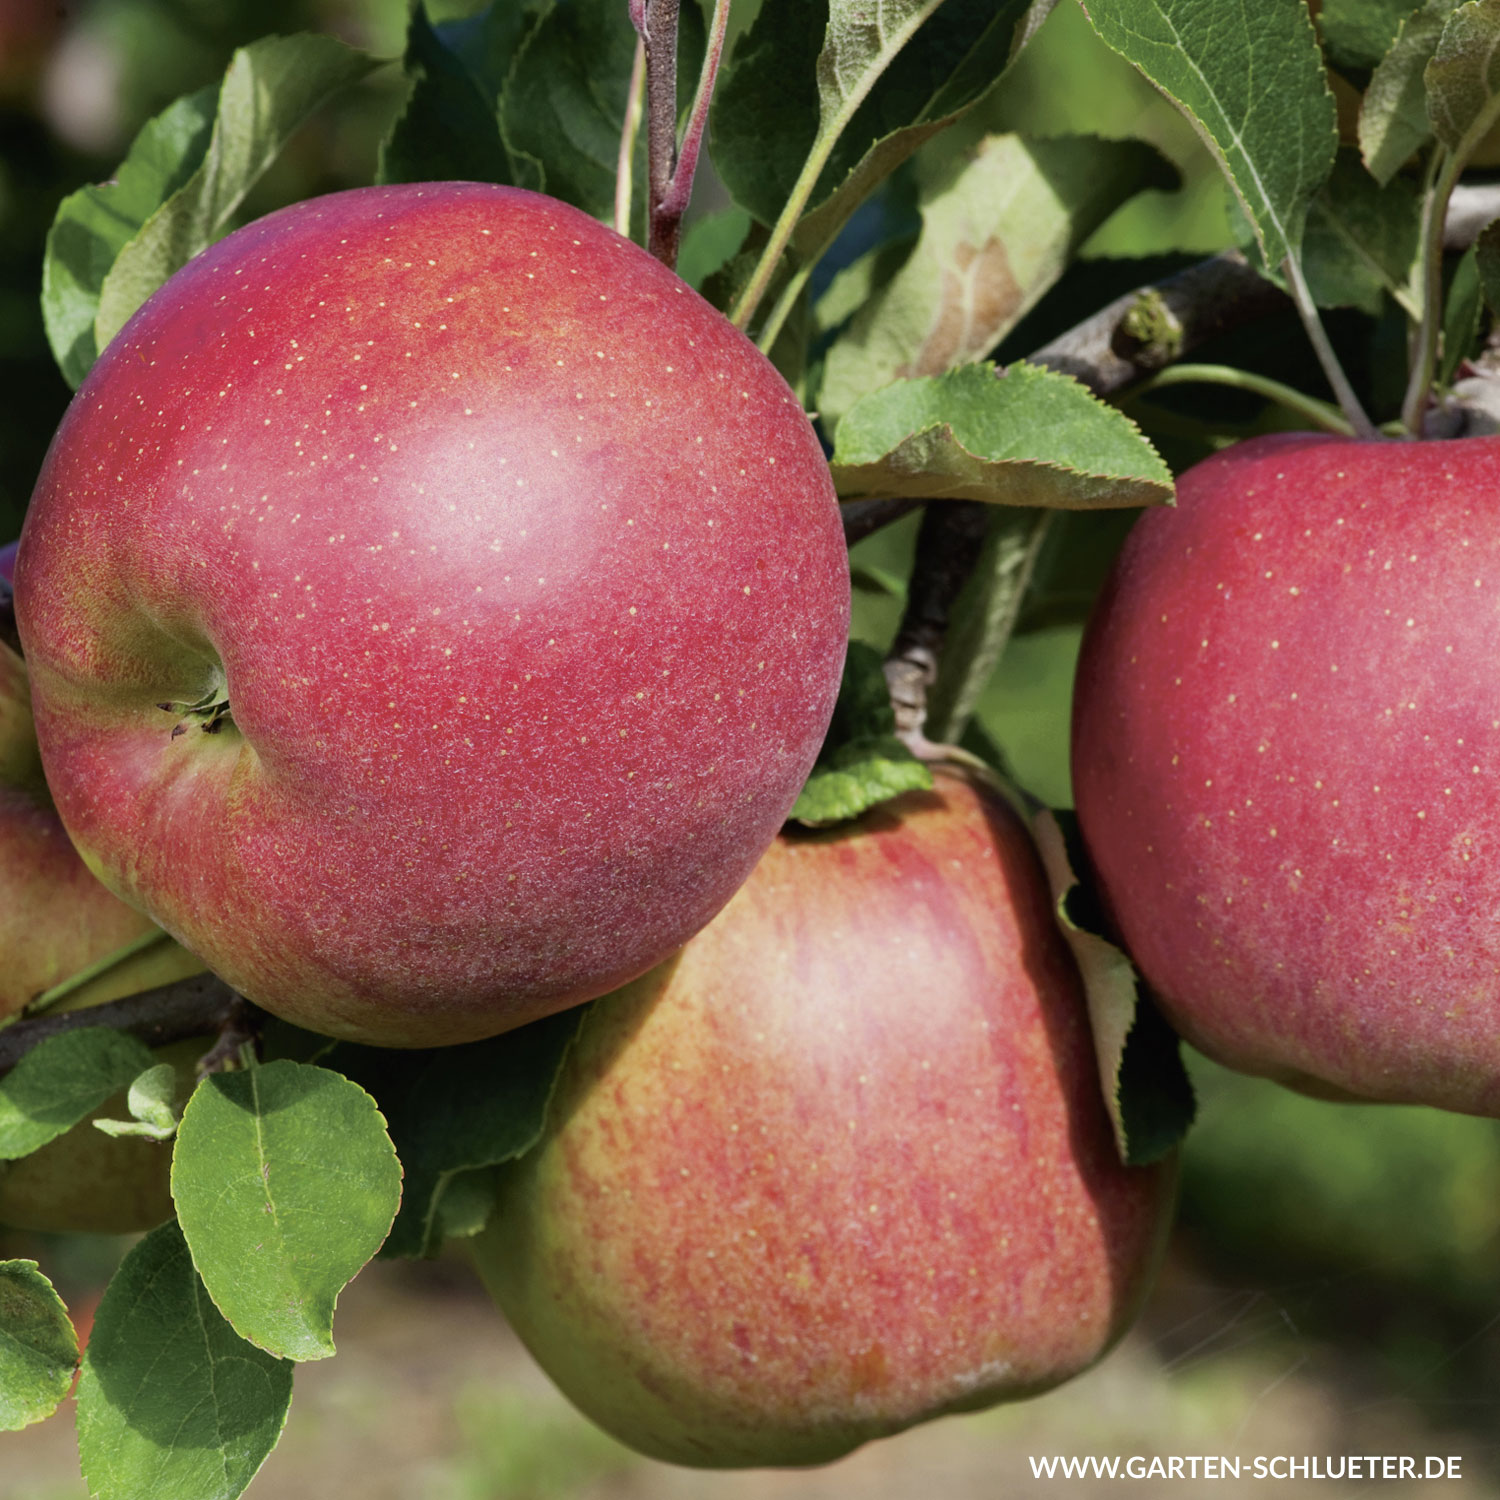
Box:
(472, 767, 1174, 1469)
(15, 182, 851, 1048)
(1073, 433, 1500, 1115)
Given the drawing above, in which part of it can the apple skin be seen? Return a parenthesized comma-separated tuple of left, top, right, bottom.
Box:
(1072, 432, 1500, 1114)
(472, 768, 1173, 1468)
(0, 609, 203, 1023)
(16, 182, 850, 1047)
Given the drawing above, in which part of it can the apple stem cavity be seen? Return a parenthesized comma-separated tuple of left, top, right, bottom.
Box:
(157, 679, 234, 739)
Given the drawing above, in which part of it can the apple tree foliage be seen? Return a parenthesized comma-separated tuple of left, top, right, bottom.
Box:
(4, 0, 1500, 1491)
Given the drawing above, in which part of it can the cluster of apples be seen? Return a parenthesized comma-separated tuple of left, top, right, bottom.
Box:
(5, 183, 1174, 1467)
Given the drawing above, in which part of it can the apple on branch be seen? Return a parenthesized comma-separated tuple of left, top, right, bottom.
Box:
(15, 182, 850, 1047)
(472, 767, 1174, 1468)
(1073, 433, 1500, 1116)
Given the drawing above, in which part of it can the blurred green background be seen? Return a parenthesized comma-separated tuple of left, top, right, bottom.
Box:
(6, 0, 1500, 1493)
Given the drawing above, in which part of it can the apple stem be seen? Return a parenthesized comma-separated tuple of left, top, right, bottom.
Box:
(1125, 363, 1356, 436)
(1280, 255, 1380, 441)
(662, 0, 731, 239)
(22, 928, 175, 1019)
(0, 972, 252, 1079)
(615, 39, 647, 238)
(1403, 147, 1463, 436)
(636, 0, 683, 266)
(632, 0, 732, 269)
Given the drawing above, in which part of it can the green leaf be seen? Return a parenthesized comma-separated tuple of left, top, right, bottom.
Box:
(1235, 147, 1423, 313)
(42, 85, 217, 388)
(1440, 243, 1483, 384)
(501, 0, 633, 213)
(1318, 0, 1422, 69)
(377, 3, 522, 186)
(1032, 810, 1194, 1166)
(0, 1261, 77, 1432)
(713, 0, 1046, 267)
(1359, 0, 1462, 184)
(94, 1062, 183, 1141)
(925, 509, 1052, 746)
(1425, 0, 1500, 157)
(1475, 216, 1500, 312)
(93, 33, 382, 356)
(819, 132, 1176, 433)
(171, 1061, 401, 1362)
(431, 1166, 503, 1241)
(789, 736, 933, 825)
(1085, 0, 1337, 268)
(0, 1028, 157, 1159)
(501, 0, 706, 225)
(323, 1010, 584, 1260)
(1302, 149, 1422, 314)
(790, 640, 933, 827)
(830, 361, 1174, 509)
(76, 1221, 293, 1500)
(678, 207, 754, 292)
(813, 233, 918, 337)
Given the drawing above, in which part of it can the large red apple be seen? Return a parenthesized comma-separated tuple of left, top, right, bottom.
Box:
(1073, 433, 1500, 1114)
(472, 768, 1173, 1468)
(16, 183, 849, 1046)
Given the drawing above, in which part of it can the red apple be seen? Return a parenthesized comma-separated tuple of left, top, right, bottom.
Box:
(16, 183, 849, 1047)
(1072, 433, 1500, 1113)
(472, 768, 1173, 1468)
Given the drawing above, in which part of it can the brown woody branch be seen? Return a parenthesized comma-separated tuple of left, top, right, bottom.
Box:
(0, 973, 258, 1077)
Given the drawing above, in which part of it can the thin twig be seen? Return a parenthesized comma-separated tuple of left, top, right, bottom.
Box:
(1027, 251, 1289, 397)
(842, 497, 922, 545)
(883, 502, 991, 749)
(0, 973, 248, 1077)
(657, 0, 731, 242)
(636, 0, 683, 267)
(1125, 362, 1355, 436)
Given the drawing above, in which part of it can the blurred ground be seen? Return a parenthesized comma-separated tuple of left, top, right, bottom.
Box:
(7, 1226, 1500, 1500)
